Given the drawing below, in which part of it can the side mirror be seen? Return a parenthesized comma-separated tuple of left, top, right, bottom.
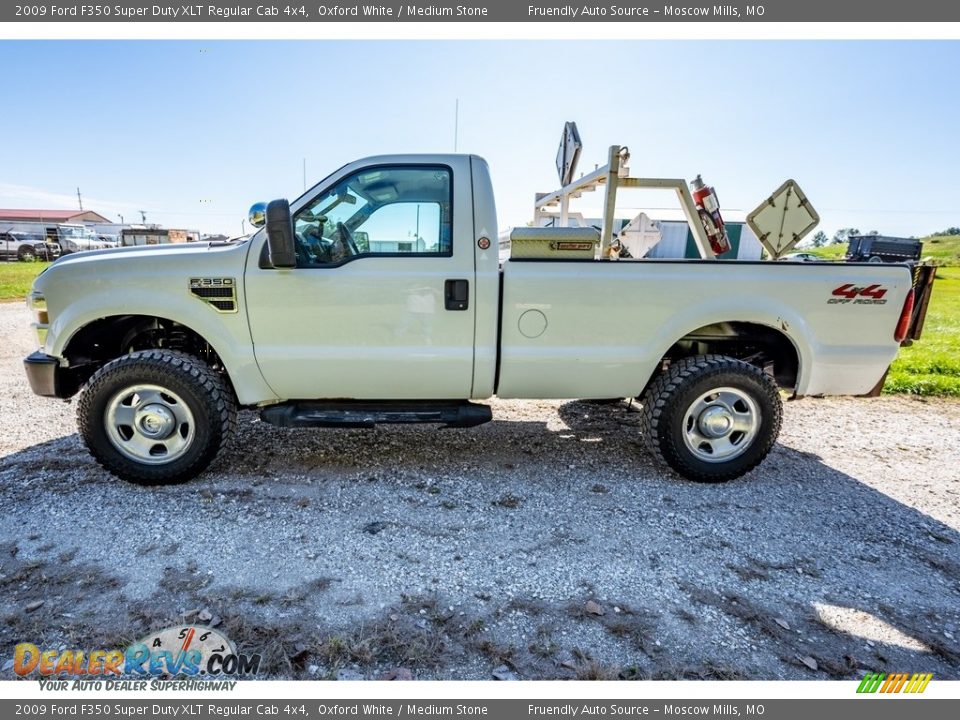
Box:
(248, 202, 267, 229)
(265, 199, 297, 269)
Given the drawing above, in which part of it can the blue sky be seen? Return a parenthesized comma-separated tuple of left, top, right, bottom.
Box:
(0, 40, 957, 238)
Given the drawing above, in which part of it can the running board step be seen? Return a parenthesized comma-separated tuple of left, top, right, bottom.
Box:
(259, 401, 492, 429)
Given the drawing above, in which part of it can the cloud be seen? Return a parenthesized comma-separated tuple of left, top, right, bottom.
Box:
(0, 182, 149, 216)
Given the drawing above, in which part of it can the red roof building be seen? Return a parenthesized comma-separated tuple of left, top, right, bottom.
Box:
(0, 209, 111, 224)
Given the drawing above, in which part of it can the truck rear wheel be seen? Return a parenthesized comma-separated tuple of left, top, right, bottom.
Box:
(77, 350, 237, 485)
(640, 355, 782, 483)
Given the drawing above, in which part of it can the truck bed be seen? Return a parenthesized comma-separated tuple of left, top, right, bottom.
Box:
(495, 259, 913, 399)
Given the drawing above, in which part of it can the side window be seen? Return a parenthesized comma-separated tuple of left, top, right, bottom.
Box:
(293, 165, 452, 267)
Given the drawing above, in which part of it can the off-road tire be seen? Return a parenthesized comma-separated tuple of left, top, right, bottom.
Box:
(78, 350, 237, 485)
(640, 354, 782, 483)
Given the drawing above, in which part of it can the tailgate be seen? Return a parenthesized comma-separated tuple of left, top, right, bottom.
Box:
(906, 263, 937, 342)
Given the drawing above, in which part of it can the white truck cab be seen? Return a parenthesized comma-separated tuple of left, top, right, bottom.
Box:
(23, 151, 931, 486)
(246, 155, 499, 402)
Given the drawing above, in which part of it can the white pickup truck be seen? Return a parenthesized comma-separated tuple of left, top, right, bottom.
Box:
(23, 153, 928, 485)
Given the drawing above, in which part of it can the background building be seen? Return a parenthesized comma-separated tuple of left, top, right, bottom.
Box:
(0, 209, 111, 224)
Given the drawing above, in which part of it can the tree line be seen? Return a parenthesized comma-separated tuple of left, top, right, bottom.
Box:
(807, 227, 959, 247)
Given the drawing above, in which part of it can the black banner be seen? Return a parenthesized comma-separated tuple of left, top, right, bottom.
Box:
(4, 0, 960, 23)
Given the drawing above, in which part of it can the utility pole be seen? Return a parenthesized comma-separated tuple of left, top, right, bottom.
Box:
(77, 187, 83, 211)
(139, 210, 147, 225)
(303, 158, 307, 191)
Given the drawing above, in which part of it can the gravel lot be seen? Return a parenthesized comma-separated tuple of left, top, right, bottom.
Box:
(1, 301, 959, 680)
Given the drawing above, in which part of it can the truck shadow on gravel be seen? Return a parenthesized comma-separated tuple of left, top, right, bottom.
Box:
(0, 400, 958, 680)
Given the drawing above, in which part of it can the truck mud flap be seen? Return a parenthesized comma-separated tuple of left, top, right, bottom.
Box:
(860, 367, 890, 398)
(260, 400, 493, 429)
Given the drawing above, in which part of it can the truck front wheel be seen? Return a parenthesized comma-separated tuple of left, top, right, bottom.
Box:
(640, 355, 782, 483)
(77, 350, 237, 485)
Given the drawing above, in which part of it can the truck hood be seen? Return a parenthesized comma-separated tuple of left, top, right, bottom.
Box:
(34, 241, 250, 298)
(50, 241, 246, 266)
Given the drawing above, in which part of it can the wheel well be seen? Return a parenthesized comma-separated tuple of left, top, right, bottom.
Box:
(62, 315, 231, 391)
(657, 322, 800, 392)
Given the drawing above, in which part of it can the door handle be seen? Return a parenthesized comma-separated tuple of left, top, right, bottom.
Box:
(444, 279, 469, 311)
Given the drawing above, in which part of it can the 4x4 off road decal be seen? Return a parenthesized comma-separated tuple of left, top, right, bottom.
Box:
(828, 284, 889, 305)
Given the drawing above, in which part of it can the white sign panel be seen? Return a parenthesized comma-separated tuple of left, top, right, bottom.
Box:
(747, 179, 820, 259)
(555, 121, 582, 187)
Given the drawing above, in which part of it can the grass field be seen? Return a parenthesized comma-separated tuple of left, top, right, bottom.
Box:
(1, 246, 957, 396)
(885, 268, 960, 396)
(0, 261, 50, 302)
(918, 234, 960, 265)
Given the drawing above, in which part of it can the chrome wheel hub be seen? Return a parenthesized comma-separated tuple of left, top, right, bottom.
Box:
(698, 405, 734, 438)
(135, 404, 176, 439)
(682, 387, 760, 463)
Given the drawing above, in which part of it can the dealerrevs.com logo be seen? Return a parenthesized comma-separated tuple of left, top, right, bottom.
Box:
(12, 625, 260, 682)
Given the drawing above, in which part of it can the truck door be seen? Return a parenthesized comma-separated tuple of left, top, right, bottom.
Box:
(245, 160, 476, 400)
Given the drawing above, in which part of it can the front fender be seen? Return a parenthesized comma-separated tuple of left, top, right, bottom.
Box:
(37, 245, 277, 406)
(50, 301, 276, 406)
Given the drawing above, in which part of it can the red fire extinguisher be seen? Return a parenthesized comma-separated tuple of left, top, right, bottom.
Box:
(690, 174, 731, 256)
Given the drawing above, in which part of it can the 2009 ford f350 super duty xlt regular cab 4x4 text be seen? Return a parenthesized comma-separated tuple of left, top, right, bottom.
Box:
(22, 151, 931, 485)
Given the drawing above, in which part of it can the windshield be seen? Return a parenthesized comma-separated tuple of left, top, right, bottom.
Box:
(292, 165, 451, 266)
(59, 225, 97, 239)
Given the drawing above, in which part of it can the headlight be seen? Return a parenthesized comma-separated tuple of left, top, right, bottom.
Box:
(26, 293, 45, 312)
(27, 293, 48, 346)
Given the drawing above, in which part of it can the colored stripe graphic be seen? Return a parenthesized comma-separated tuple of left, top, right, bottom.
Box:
(857, 672, 885, 693)
(857, 672, 932, 694)
(907, 673, 933, 693)
(880, 673, 899, 693)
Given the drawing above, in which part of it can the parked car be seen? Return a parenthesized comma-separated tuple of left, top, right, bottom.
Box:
(56, 224, 112, 254)
(0, 231, 60, 262)
(780, 252, 820, 262)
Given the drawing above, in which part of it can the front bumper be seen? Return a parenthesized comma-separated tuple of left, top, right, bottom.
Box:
(23, 351, 85, 399)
